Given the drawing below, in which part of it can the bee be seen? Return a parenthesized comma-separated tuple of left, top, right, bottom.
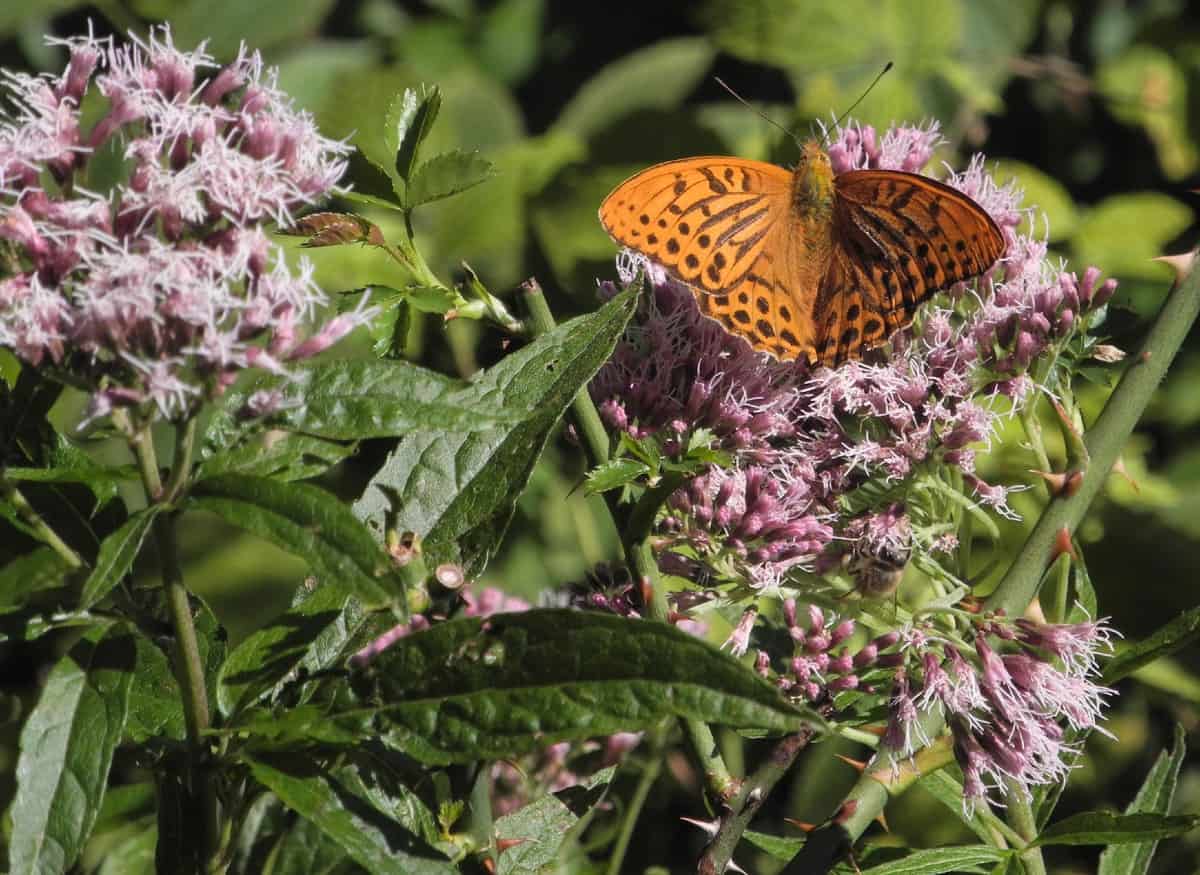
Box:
(847, 545, 910, 599)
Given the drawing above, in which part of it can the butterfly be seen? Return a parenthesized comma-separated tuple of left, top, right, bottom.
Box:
(599, 141, 1006, 367)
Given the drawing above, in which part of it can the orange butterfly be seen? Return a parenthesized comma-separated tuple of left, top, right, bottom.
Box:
(599, 141, 1005, 367)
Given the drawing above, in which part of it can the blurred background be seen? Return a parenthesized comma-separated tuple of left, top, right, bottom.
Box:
(2, 1, 1199, 871)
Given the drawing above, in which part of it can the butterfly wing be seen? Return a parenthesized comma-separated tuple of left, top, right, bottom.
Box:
(813, 170, 1007, 364)
(599, 158, 817, 360)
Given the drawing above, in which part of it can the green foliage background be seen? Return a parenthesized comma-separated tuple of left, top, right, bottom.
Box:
(1, 0, 1199, 871)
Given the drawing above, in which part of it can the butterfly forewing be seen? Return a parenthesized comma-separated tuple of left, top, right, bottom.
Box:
(599, 157, 794, 292)
(600, 157, 824, 359)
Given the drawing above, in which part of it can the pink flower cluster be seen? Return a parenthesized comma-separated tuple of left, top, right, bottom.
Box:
(0, 27, 369, 422)
(886, 614, 1114, 811)
(591, 120, 1117, 589)
(748, 600, 903, 706)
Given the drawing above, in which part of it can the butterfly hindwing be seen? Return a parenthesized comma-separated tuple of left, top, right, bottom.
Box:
(812, 170, 1007, 364)
(599, 157, 793, 295)
(696, 233, 819, 362)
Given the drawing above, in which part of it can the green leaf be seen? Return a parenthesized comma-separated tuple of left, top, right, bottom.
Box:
(363, 609, 818, 765)
(125, 632, 185, 744)
(170, 0, 337, 59)
(187, 475, 401, 609)
(1103, 605, 1200, 683)
(1097, 46, 1197, 179)
(494, 791, 577, 875)
(339, 189, 405, 212)
(5, 439, 131, 511)
(389, 85, 443, 187)
(585, 458, 652, 494)
(918, 768, 996, 844)
(554, 37, 715, 137)
(0, 546, 76, 611)
(406, 150, 496, 207)
(79, 506, 163, 609)
(96, 825, 156, 875)
(245, 755, 457, 874)
(231, 703, 370, 750)
(856, 846, 1009, 874)
(1032, 811, 1200, 847)
(194, 433, 354, 482)
(478, 0, 544, 85)
(700, 0, 975, 126)
(353, 287, 639, 577)
(340, 749, 445, 847)
(265, 359, 514, 440)
(92, 782, 155, 835)
(990, 159, 1078, 242)
(267, 814, 352, 875)
(1098, 724, 1187, 875)
(8, 623, 135, 875)
(218, 580, 366, 717)
(742, 829, 806, 860)
(1072, 193, 1194, 281)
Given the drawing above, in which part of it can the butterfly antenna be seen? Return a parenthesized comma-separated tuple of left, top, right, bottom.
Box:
(824, 61, 894, 144)
(714, 76, 803, 150)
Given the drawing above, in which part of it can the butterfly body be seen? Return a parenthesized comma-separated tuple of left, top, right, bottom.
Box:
(599, 141, 1005, 367)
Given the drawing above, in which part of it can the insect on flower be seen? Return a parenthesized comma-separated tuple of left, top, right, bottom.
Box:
(598, 137, 1005, 367)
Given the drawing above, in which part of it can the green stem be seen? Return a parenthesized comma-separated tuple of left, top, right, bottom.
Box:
(1006, 784, 1049, 875)
(783, 258, 1200, 872)
(125, 416, 217, 870)
(521, 278, 611, 464)
(164, 417, 199, 503)
(606, 723, 667, 875)
(0, 477, 84, 570)
(699, 730, 812, 875)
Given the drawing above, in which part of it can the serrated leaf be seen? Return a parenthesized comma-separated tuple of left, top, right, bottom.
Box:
(363, 609, 818, 765)
(187, 475, 401, 609)
(585, 458, 651, 494)
(554, 37, 715, 137)
(231, 703, 370, 749)
(353, 287, 639, 577)
(0, 546, 76, 611)
(1098, 724, 1187, 875)
(79, 506, 163, 609)
(406, 150, 496, 207)
(267, 814, 351, 875)
(194, 433, 354, 482)
(856, 846, 1009, 874)
(494, 792, 576, 875)
(218, 580, 365, 717)
(388, 85, 443, 187)
(9, 623, 134, 875)
(1103, 605, 1200, 683)
(245, 755, 457, 874)
(5, 442, 131, 511)
(1032, 811, 1200, 847)
(339, 189, 405, 212)
(125, 632, 186, 743)
(261, 359, 515, 440)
